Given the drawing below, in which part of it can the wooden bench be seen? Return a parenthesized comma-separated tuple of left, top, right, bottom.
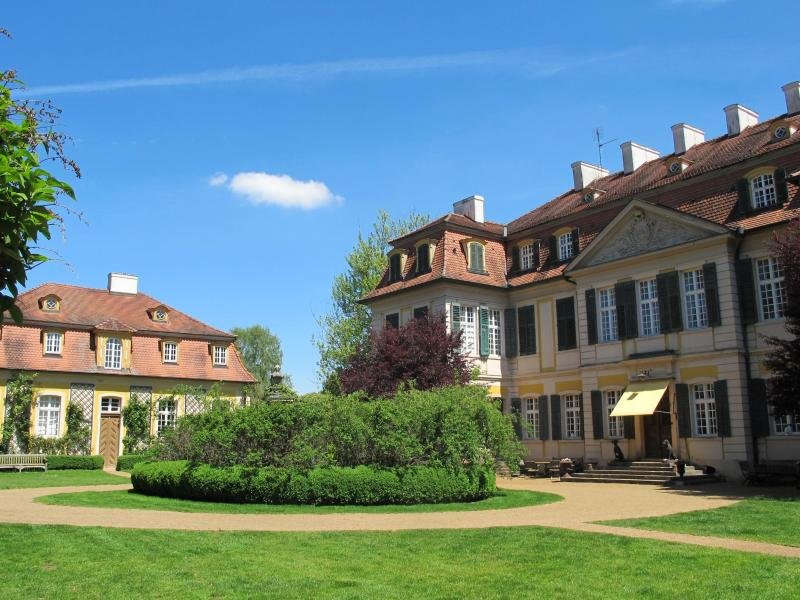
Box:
(0, 454, 48, 472)
(739, 460, 799, 487)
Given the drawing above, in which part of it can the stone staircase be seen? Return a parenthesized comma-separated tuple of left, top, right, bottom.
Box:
(560, 459, 717, 486)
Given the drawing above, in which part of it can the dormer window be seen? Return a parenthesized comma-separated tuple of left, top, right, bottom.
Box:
(105, 337, 122, 370)
(520, 243, 537, 271)
(558, 231, 575, 261)
(416, 244, 431, 274)
(44, 331, 63, 355)
(388, 253, 403, 282)
(466, 241, 486, 274)
(40, 295, 61, 312)
(770, 120, 796, 141)
(751, 173, 777, 209)
(150, 306, 169, 322)
(213, 345, 228, 366)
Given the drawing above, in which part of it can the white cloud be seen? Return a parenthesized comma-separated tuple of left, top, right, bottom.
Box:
(221, 171, 342, 210)
(208, 172, 229, 187)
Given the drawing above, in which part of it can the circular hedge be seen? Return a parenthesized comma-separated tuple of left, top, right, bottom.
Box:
(131, 460, 496, 505)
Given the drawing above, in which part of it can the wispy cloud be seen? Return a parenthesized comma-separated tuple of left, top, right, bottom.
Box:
(213, 171, 342, 210)
(21, 48, 637, 96)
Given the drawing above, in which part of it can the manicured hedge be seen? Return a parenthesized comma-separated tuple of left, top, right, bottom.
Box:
(131, 460, 495, 505)
(116, 454, 152, 472)
(46, 455, 105, 470)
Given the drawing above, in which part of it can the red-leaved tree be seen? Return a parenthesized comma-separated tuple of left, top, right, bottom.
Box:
(763, 220, 800, 417)
(340, 314, 471, 397)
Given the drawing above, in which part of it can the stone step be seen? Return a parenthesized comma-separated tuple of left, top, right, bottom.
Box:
(587, 469, 675, 477)
(561, 476, 673, 485)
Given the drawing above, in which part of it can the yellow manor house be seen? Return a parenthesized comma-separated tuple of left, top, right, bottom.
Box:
(0, 273, 255, 466)
(363, 82, 800, 478)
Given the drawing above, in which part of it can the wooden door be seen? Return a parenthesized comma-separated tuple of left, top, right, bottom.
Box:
(643, 397, 672, 458)
(99, 415, 121, 467)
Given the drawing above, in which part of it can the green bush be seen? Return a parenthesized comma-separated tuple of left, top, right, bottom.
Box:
(46, 455, 104, 470)
(116, 454, 154, 472)
(131, 461, 495, 505)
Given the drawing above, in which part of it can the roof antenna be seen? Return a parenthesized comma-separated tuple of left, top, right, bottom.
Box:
(593, 127, 618, 169)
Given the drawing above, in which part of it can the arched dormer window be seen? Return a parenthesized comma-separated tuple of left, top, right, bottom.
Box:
(414, 239, 436, 274)
(149, 305, 169, 322)
(388, 253, 403, 283)
(739, 167, 788, 213)
(39, 295, 61, 313)
(464, 240, 487, 274)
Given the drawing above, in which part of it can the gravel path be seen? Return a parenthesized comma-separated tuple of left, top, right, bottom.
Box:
(1, 477, 797, 558)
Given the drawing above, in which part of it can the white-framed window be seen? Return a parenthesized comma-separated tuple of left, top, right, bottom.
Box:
(638, 279, 660, 337)
(692, 383, 717, 436)
(213, 345, 227, 366)
(156, 398, 177, 435)
(105, 337, 122, 370)
(683, 269, 708, 329)
(101, 397, 121, 413)
(605, 390, 624, 438)
(488, 309, 501, 356)
(163, 341, 178, 363)
(461, 306, 477, 355)
(558, 232, 574, 261)
(36, 395, 61, 437)
(564, 393, 582, 439)
(44, 331, 63, 355)
(774, 414, 800, 435)
(520, 243, 536, 270)
(599, 287, 618, 342)
(756, 257, 786, 321)
(523, 397, 540, 440)
(751, 173, 777, 209)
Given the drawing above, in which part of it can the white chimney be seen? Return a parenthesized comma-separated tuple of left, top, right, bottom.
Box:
(620, 142, 660, 175)
(671, 123, 705, 154)
(571, 161, 609, 191)
(782, 81, 800, 115)
(108, 273, 139, 295)
(724, 104, 759, 135)
(452, 195, 485, 223)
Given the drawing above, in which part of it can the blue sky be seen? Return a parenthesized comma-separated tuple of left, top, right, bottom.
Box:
(4, 1, 798, 392)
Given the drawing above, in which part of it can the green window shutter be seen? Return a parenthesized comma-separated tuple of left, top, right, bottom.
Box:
(703, 262, 721, 327)
(623, 416, 636, 439)
(556, 297, 577, 351)
(586, 289, 598, 345)
(511, 246, 520, 272)
(450, 303, 461, 333)
(714, 380, 731, 437)
(775, 168, 789, 204)
(504, 308, 518, 358)
(615, 280, 638, 340)
(511, 398, 522, 439)
(550, 394, 562, 440)
(676, 383, 692, 438)
(656, 271, 683, 333)
(578, 393, 585, 439)
(469, 243, 485, 273)
(416, 244, 430, 273)
(532, 241, 541, 269)
(548, 235, 558, 263)
(479, 306, 490, 358)
(748, 378, 770, 437)
(539, 396, 550, 440)
(736, 258, 758, 325)
(591, 390, 604, 439)
(571, 227, 580, 257)
(518, 305, 537, 355)
(737, 178, 752, 214)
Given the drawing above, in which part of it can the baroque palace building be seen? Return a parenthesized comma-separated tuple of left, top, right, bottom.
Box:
(363, 82, 800, 478)
(0, 273, 254, 466)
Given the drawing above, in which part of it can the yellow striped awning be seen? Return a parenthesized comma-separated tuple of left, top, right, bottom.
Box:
(610, 380, 670, 417)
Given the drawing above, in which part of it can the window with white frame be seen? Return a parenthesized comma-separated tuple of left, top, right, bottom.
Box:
(44, 331, 63, 354)
(163, 341, 178, 363)
(564, 394, 582, 439)
(751, 173, 777, 209)
(520, 243, 536, 270)
(156, 398, 177, 435)
(558, 232, 574, 261)
(100, 397, 121, 413)
(523, 397, 540, 440)
(692, 383, 717, 436)
(213, 345, 228, 366)
(774, 414, 800, 435)
(756, 257, 786, 320)
(36, 395, 61, 437)
(605, 390, 624, 438)
(638, 279, 660, 337)
(683, 269, 708, 329)
(104, 337, 122, 369)
(488, 309, 501, 356)
(599, 287, 618, 342)
(460, 306, 477, 355)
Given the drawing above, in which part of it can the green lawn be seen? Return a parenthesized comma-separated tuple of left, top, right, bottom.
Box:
(601, 495, 800, 547)
(37, 488, 559, 514)
(0, 523, 797, 598)
(0, 470, 128, 490)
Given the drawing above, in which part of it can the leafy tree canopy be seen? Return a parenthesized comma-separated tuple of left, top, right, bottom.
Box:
(232, 324, 292, 398)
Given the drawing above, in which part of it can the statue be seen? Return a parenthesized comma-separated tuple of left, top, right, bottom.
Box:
(612, 439, 625, 462)
(662, 439, 676, 460)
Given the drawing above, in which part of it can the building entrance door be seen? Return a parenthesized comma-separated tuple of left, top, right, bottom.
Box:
(99, 414, 121, 467)
(643, 396, 672, 458)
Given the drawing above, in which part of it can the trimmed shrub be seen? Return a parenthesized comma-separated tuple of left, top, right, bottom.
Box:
(46, 455, 104, 470)
(116, 454, 153, 472)
(131, 461, 495, 505)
